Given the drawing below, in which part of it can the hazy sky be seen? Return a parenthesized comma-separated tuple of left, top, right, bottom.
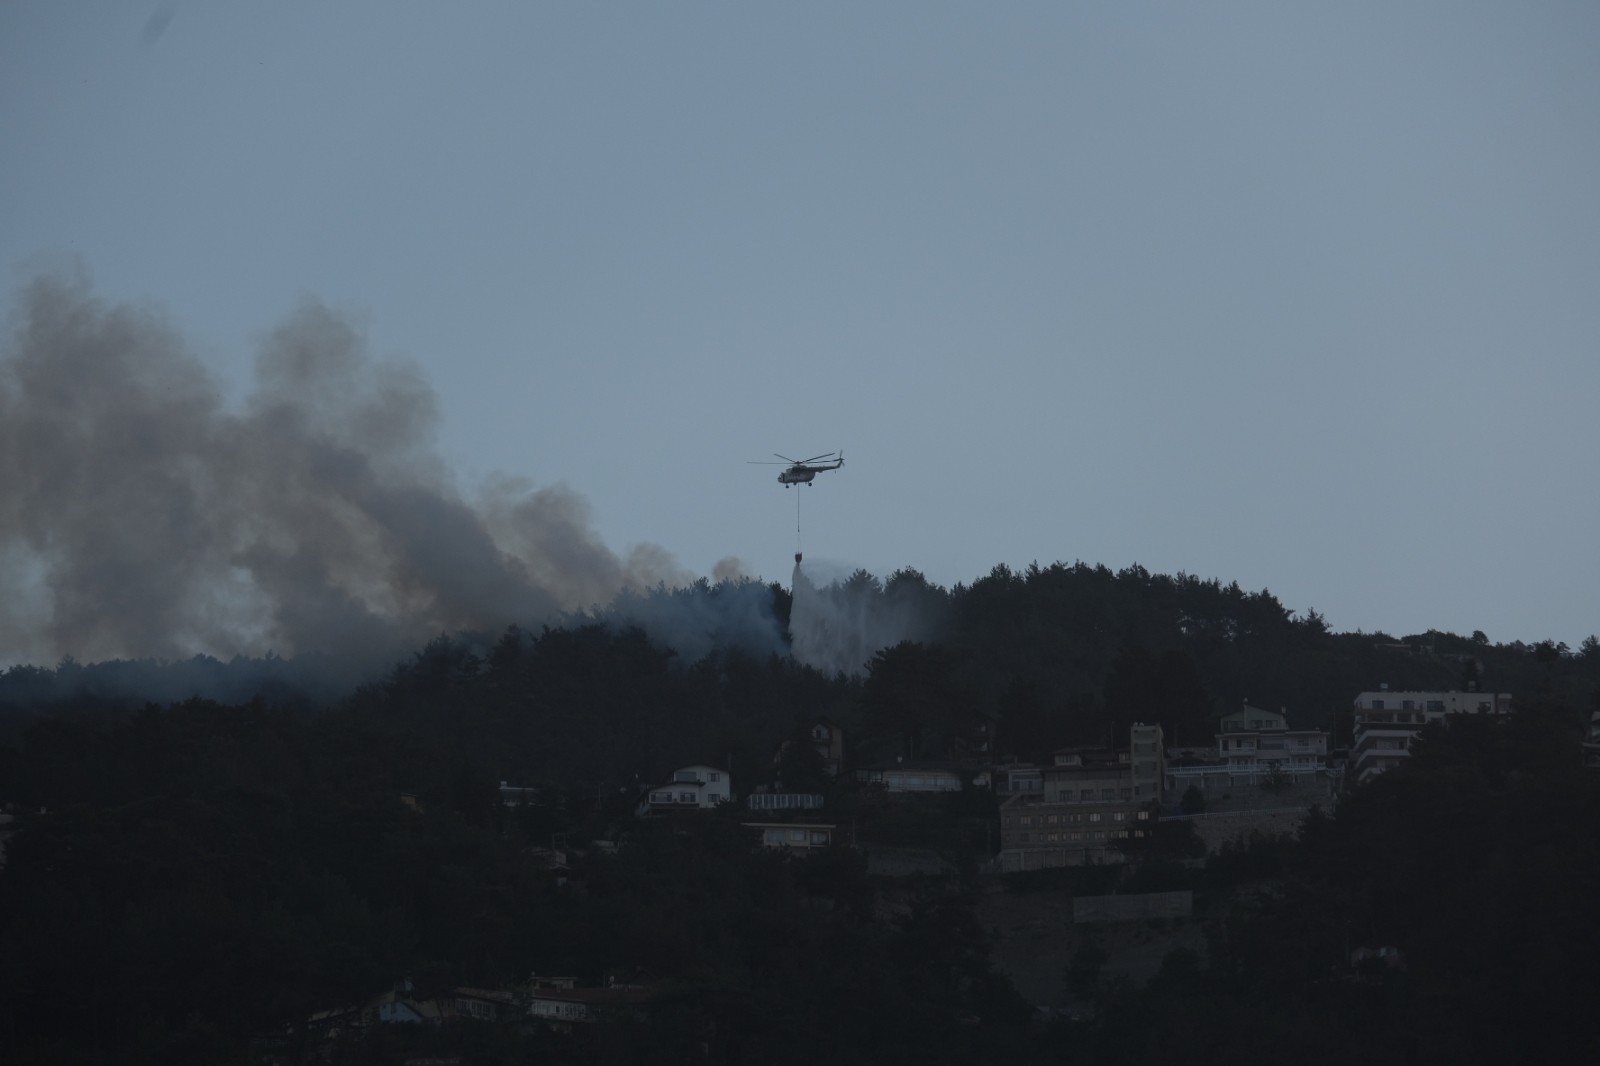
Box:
(4, 2, 1598, 648)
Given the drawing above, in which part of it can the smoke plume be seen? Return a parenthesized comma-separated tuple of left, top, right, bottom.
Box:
(787, 559, 945, 676)
(0, 273, 758, 673)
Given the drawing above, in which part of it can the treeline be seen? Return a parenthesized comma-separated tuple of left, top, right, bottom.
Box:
(2, 560, 1598, 1062)
(7, 559, 1597, 754)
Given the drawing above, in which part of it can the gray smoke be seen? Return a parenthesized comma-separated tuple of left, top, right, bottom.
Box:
(788, 559, 945, 676)
(0, 272, 750, 671)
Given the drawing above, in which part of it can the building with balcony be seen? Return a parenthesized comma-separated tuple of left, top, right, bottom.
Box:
(1165, 704, 1331, 796)
(1216, 705, 1329, 773)
(636, 765, 731, 815)
(1350, 687, 1512, 784)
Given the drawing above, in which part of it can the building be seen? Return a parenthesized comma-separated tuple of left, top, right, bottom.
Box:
(807, 717, 846, 777)
(745, 822, 838, 850)
(636, 765, 731, 815)
(1164, 704, 1332, 798)
(995, 724, 1163, 872)
(854, 761, 989, 792)
(528, 982, 655, 1029)
(1350, 687, 1512, 784)
(498, 781, 542, 806)
(992, 762, 1044, 797)
(771, 717, 847, 786)
(1215, 705, 1329, 774)
(451, 988, 515, 1021)
(1130, 722, 1164, 805)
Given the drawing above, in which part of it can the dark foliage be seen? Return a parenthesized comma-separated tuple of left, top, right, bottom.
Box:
(2, 564, 1598, 1062)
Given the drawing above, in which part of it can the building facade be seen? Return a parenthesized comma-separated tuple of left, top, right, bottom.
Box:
(995, 723, 1163, 872)
(637, 765, 732, 814)
(1165, 704, 1332, 797)
(745, 822, 838, 850)
(1350, 688, 1512, 784)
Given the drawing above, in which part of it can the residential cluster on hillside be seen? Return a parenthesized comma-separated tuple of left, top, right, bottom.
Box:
(286, 680, 1557, 1051)
(580, 683, 1524, 875)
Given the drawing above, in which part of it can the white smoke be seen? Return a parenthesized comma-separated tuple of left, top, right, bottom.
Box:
(787, 559, 945, 676)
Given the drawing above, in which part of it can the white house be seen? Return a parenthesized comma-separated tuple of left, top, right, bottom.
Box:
(637, 764, 732, 815)
(1215, 705, 1328, 774)
(1164, 706, 1333, 800)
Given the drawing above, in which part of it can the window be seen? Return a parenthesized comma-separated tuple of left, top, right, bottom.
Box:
(1069, 832, 1082, 841)
(679, 791, 696, 803)
(1113, 812, 1125, 822)
(652, 791, 673, 804)
(1137, 810, 1150, 821)
(810, 831, 829, 845)
(1089, 813, 1102, 823)
(1020, 816, 1032, 826)
(1045, 814, 1057, 825)
(673, 770, 700, 783)
(1371, 699, 1384, 710)
(708, 772, 721, 782)
(1402, 700, 1415, 711)
(1081, 789, 1093, 800)
(1101, 788, 1115, 800)
(1427, 700, 1444, 713)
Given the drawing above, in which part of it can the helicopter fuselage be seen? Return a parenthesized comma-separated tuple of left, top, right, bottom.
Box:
(777, 456, 842, 485)
(756, 451, 843, 486)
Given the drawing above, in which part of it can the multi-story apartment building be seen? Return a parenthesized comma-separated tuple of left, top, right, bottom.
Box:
(1131, 722, 1164, 804)
(1350, 687, 1512, 784)
(996, 723, 1163, 872)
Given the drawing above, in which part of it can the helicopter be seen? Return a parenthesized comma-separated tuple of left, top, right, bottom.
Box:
(749, 451, 844, 487)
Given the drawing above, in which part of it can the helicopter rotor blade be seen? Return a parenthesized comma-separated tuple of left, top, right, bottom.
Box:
(798, 452, 836, 464)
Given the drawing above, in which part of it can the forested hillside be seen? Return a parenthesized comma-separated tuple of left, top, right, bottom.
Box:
(1, 561, 1596, 1063)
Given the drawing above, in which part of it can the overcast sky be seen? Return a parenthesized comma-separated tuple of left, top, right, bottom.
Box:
(4, 1, 1597, 649)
